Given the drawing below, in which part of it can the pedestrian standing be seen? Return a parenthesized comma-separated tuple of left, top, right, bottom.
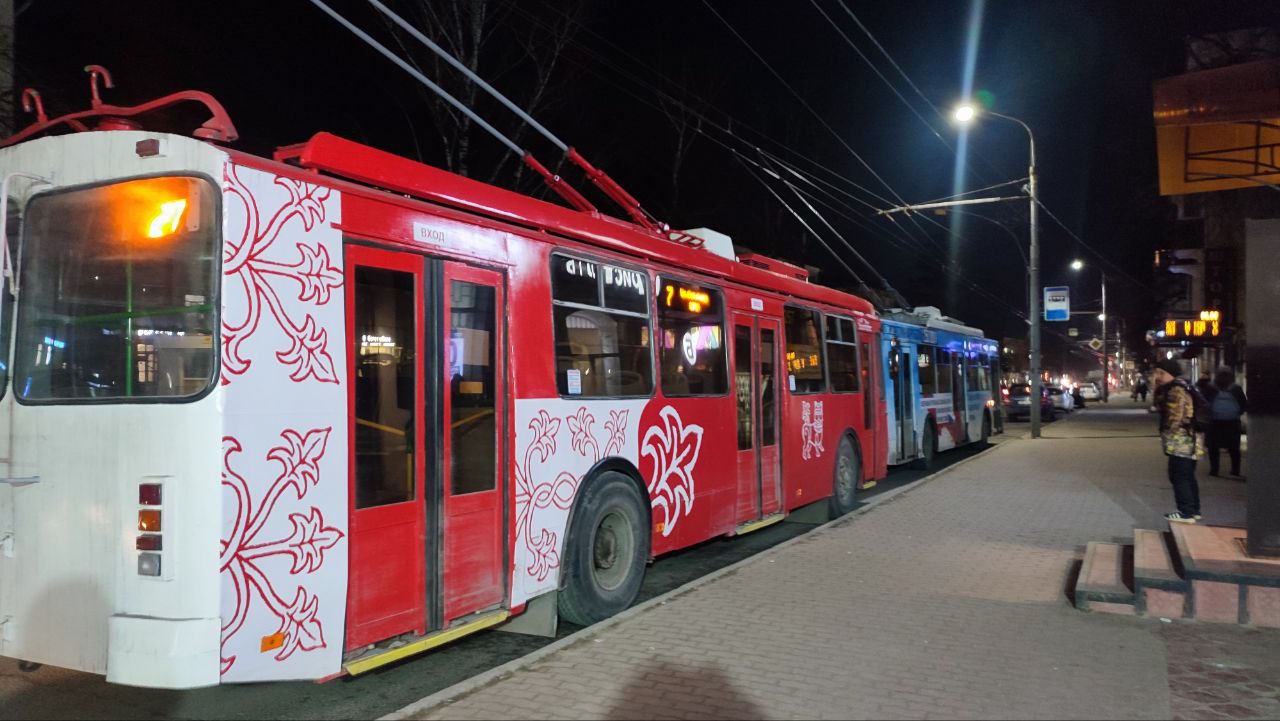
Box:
(1203, 366, 1248, 478)
(1137, 378, 1149, 403)
(1152, 359, 1200, 523)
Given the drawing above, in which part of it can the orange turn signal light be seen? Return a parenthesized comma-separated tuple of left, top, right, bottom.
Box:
(138, 509, 161, 533)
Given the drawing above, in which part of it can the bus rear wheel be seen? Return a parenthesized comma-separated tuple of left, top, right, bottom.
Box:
(557, 471, 650, 627)
(829, 435, 861, 517)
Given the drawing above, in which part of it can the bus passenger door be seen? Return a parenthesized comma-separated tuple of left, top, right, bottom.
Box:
(757, 320, 782, 517)
(732, 314, 783, 525)
(951, 352, 966, 442)
(441, 262, 506, 624)
(346, 246, 428, 650)
(894, 349, 914, 460)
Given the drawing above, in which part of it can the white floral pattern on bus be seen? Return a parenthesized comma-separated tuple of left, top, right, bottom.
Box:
(221, 165, 343, 386)
(801, 400, 825, 460)
(220, 428, 343, 676)
(511, 399, 648, 607)
(641, 406, 704, 538)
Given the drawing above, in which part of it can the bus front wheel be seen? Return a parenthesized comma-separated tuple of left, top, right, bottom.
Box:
(557, 471, 650, 627)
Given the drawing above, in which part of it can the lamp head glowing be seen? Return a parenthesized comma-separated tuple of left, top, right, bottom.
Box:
(953, 104, 977, 123)
(1071, 259, 1084, 271)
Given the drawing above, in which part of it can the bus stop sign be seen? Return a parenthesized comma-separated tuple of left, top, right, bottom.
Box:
(1044, 286, 1070, 321)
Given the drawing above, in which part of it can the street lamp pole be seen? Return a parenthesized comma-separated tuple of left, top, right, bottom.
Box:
(953, 105, 1040, 436)
(1101, 271, 1108, 403)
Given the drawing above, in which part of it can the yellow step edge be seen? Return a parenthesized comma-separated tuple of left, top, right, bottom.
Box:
(344, 610, 510, 676)
(735, 512, 786, 536)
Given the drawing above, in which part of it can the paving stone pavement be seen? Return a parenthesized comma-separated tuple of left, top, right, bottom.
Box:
(402, 402, 1275, 720)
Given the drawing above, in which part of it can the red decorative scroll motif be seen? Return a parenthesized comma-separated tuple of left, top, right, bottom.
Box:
(222, 165, 343, 385)
(220, 427, 342, 675)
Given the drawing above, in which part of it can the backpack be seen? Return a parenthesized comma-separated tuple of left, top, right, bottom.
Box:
(1175, 379, 1212, 432)
(1211, 386, 1243, 421)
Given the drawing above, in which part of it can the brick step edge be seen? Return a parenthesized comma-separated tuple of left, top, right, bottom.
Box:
(1076, 541, 1136, 615)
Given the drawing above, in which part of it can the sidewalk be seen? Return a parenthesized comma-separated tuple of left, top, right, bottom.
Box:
(396, 402, 1277, 720)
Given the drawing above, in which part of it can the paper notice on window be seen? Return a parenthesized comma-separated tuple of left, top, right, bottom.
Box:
(789, 374, 797, 392)
(567, 369, 582, 395)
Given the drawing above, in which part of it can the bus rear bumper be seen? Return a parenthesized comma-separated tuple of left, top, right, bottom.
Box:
(106, 615, 221, 689)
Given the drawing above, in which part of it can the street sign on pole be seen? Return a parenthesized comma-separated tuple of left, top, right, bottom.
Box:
(1044, 286, 1070, 321)
(1068, 327, 1078, 337)
(1088, 337, 1103, 351)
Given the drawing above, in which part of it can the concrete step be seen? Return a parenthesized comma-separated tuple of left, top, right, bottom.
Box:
(1076, 541, 1135, 615)
(1169, 522, 1280, 627)
(1133, 528, 1187, 618)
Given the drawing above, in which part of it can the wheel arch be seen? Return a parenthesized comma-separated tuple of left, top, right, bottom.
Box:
(555, 456, 652, 592)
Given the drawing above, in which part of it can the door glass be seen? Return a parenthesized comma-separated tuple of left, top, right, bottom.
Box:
(449, 280, 497, 495)
(353, 267, 417, 509)
(734, 324, 753, 450)
(760, 328, 776, 447)
(860, 342, 874, 429)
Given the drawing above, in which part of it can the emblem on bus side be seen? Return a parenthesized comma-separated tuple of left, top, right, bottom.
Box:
(801, 400, 825, 460)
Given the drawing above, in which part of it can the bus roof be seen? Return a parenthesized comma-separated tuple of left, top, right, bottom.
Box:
(255, 132, 876, 316)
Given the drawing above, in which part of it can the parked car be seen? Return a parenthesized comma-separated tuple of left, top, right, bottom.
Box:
(1047, 385, 1074, 412)
(1002, 383, 1056, 421)
(1079, 382, 1101, 401)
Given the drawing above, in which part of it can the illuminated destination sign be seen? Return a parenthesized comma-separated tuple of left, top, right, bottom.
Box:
(660, 280, 717, 315)
(1163, 310, 1222, 339)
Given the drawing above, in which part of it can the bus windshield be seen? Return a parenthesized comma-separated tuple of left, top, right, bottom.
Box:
(14, 176, 218, 402)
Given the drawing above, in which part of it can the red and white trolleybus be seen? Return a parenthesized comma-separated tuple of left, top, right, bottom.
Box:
(0, 78, 887, 688)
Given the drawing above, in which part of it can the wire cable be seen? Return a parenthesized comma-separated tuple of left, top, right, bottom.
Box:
(307, 0, 525, 157)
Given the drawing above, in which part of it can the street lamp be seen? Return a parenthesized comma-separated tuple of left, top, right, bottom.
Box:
(955, 103, 1042, 437)
(1071, 259, 1109, 402)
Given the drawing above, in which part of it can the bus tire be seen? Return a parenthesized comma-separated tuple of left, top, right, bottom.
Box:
(557, 471, 650, 627)
(913, 420, 937, 471)
(829, 434, 861, 517)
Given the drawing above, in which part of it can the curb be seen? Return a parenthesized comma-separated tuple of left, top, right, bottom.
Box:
(380, 438, 1014, 720)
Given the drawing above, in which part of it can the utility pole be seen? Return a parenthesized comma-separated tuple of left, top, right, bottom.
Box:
(1101, 272, 1108, 402)
(0, 0, 13, 138)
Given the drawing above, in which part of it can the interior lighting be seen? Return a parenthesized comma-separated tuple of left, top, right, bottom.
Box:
(147, 199, 188, 238)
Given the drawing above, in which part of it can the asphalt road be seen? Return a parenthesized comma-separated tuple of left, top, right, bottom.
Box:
(0, 440, 992, 721)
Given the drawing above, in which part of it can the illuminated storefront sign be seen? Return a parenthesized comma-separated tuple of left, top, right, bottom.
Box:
(1162, 310, 1222, 339)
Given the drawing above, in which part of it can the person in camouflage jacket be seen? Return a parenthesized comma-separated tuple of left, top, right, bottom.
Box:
(1152, 359, 1199, 522)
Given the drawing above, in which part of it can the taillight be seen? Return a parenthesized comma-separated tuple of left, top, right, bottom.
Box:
(136, 480, 167, 578)
(136, 534, 162, 551)
(1001, 388, 1010, 396)
(139, 483, 162, 506)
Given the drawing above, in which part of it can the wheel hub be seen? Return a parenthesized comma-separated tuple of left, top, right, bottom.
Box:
(838, 457, 854, 496)
(594, 527, 617, 570)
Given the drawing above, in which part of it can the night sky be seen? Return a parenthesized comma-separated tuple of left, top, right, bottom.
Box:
(13, 0, 1277, 375)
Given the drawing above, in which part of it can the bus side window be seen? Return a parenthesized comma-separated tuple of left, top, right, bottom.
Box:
(550, 254, 653, 398)
(918, 345, 937, 395)
(657, 278, 727, 396)
(824, 315, 859, 393)
(784, 306, 825, 394)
